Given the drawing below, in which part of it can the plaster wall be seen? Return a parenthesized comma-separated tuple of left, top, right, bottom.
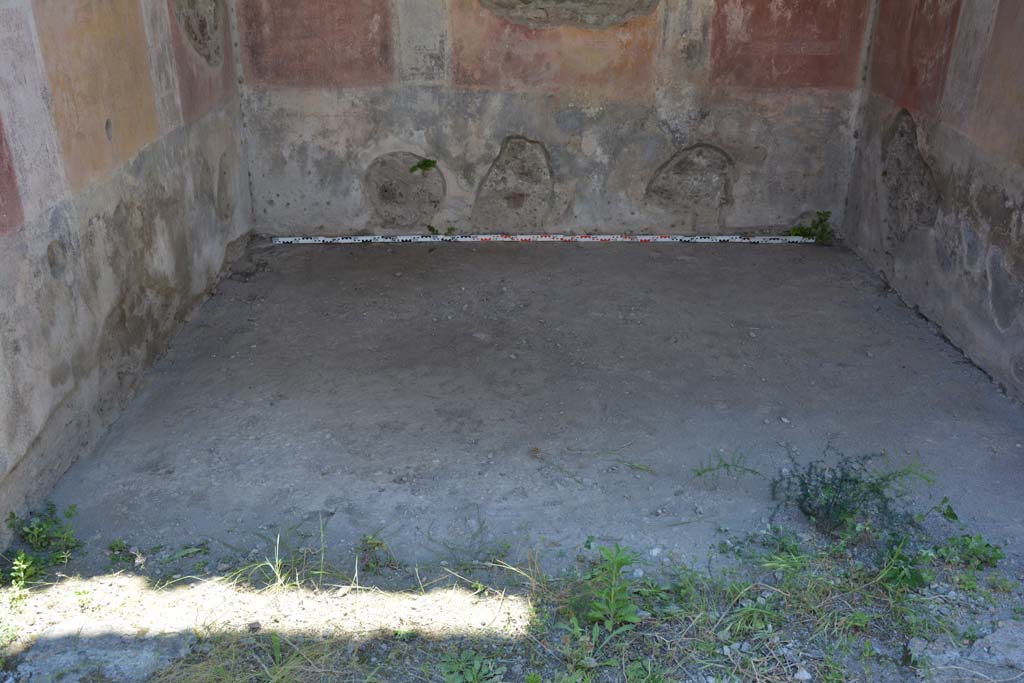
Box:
(235, 0, 871, 236)
(0, 0, 249, 544)
(844, 0, 1024, 397)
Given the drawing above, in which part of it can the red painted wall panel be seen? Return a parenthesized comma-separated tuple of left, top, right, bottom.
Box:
(450, 0, 659, 101)
(871, 0, 961, 114)
(711, 0, 870, 89)
(238, 0, 393, 88)
(167, 0, 236, 124)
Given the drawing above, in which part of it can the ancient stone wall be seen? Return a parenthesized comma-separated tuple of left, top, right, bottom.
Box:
(0, 0, 249, 545)
(844, 0, 1024, 397)
(234, 0, 868, 236)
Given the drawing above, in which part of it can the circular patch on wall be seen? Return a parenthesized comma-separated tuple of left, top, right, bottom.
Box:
(172, 0, 224, 67)
(366, 153, 447, 231)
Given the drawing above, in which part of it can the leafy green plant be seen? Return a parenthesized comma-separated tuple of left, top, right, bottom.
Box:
(409, 158, 438, 174)
(556, 616, 628, 674)
(789, 210, 834, 245)
(8, 551, 42, 591)
(586, 545, 642, 631)
(7, 503, 80, 561)
(935, 534, 1005, 570)
(3, 503, 80, 593)
(876, 540, 931, 593)
(440, 650, 506, 683)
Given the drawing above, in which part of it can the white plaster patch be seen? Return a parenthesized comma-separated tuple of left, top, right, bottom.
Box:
(140, 0, 185, 134)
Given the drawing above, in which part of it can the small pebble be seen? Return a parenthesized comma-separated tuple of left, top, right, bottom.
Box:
(780, 417, 791, 424)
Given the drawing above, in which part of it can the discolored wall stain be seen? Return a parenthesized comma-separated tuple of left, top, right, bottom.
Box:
(450, 0, 659, 100)
(238, 0, 394, 87)
(710, 0, 870, 89)
(881, 111, 940, 249)
(365, 152, 447, 231)
(646, 144, 733, 233)
(0, 113, 24, 235)
(32, 0, 160, 191)
(167, 0, 235, 124)
(171, 0, 222, 66)
(479, 0, 660, 28)
(472, 137, 555, 233)
(871, 0, 961, 115)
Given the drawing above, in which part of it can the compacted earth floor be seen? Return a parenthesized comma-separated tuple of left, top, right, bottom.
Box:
(3, 240, 1024, 682)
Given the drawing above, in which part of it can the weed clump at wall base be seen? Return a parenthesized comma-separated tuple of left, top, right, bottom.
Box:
(789, 210, 834, 245)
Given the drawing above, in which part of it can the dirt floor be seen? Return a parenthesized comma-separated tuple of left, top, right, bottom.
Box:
(4, 241, 1024, 682)
(50, 240, 1024, 568)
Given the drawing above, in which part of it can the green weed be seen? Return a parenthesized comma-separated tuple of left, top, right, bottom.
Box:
(7, 502, 80, 563)
(789, 210, 834, 245)
(772, 451, 928, 538)
(8, 551, 42, 592)
(692, 452, 761, 484)
(427, 225, 458, 236)
(168, 542, 209, 562)
(357, 534, 400, 574)
(441, 649, 506, 683)
(935, 534, 1005, 570)
(585, 545, 642, 631)
(2, 503, 80, 594)
(409, 158, 438, 174)
(625, 659, 667, 683)
(108, 539, 135, 565)
(228, 522, 344, 590)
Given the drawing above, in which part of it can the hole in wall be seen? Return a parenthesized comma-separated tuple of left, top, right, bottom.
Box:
(46, 239, 68, 278)
(105, 119, 113, 142)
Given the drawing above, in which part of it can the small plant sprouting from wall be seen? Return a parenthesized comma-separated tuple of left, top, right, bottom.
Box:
(789, 211, 834, 245)
(409, 158, 438, 175)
